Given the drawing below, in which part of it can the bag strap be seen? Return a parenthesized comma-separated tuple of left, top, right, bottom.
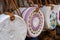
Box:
(58, 0, 60, 4)
(37, 0, 42, 8)
(1, 0, 6, 12)
(4, 12, 15, 21)
(48, 0, 54, 10)
(28, 0, 34, 7)
(10, 0, 22, 17)
(22, 0, 26, 7)
(34, 0, 42, 12)
(13, 0, 19, 9)
(52, 0, 56, 4)
(4, 0, 15, 21)
(0, 1, 3, 14)
(45, 0, 49, 6)
(5, 0, 10, 12)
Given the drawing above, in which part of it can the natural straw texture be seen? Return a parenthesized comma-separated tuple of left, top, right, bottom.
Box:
(0, 14, 27, 40)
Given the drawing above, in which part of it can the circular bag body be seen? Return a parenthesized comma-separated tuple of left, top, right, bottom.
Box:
(22, 7, 44, 37)
(41, 5, 57, 30)
(0, 14, 27, 40)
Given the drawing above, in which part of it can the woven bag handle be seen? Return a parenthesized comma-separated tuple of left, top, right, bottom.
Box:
(45, 0, 49, 6)
(34, 0, 42, 12)
(10, 0, 22, 17)
(4, 0, 15, 21)
(48, 0, 54, 10)
(28, 0, 35, 7)
(0, 1, 3, 14)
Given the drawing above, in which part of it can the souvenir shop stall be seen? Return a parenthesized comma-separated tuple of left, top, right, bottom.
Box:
(0, 0, 60, 40)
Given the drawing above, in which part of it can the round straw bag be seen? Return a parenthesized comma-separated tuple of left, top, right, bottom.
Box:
(49, 5, 57, 29)
(41, 6, 57, 29)
(14, 0, 44, 37)
(40, 0, 57, 30)
(22, 7, 44, 37)
(0, 13, 27, 40)
(0, 0, 27, 40)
